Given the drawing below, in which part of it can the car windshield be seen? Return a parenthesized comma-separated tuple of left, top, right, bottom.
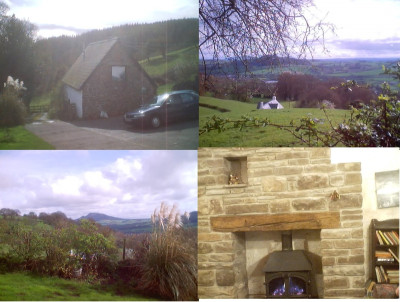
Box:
(149, 94, 168, 106)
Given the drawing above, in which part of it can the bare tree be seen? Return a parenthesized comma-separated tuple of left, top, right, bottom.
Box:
(199, 0, 333, 78)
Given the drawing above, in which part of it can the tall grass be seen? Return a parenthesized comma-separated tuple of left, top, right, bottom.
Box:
(138, 203, 197, 301)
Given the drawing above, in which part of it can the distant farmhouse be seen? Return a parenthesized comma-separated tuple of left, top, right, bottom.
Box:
(62, 38, 156, 119)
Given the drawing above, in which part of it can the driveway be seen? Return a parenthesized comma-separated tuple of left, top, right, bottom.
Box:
(25, 116, 198, 150)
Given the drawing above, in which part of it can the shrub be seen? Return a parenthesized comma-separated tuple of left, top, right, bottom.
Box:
(0, 76, 27, 128)
(137, 203, 197, 301)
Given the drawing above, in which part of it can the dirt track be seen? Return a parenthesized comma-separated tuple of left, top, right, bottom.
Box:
(25, 116, 198, 150)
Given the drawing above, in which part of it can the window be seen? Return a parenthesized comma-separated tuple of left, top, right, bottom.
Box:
(112, 66, 126, 81)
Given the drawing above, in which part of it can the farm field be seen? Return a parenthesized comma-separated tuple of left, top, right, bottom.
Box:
(0, 272, 155, 301)
(199, 96, 350, 147)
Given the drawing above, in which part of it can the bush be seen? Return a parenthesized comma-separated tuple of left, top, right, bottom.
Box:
(137, 203, 197, 301)
(0, 87, 27, 128)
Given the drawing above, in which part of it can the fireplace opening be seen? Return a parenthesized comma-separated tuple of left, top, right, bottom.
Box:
(263, 232, 318, 298)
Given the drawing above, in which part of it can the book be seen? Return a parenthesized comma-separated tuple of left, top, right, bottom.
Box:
(376, 231, 384, 245)
(388, 248, 399, 263)
(379, 230, 390, 245)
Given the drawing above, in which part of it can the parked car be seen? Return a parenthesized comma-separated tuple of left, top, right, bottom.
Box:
(124, 90, 199, 128)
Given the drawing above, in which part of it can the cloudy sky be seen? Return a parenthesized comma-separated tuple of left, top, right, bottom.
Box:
(310, 0, 400, 58)
(4, 0, 197, 38)
(0, 150, 197, 219)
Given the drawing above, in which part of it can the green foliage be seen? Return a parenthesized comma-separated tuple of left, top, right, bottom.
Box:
(0, 125, 54, 149)
(137, 203, 197, 301)
(200, 62, 400, 147)
(0, 85, 27, 128)
(0, 272, 155, 301)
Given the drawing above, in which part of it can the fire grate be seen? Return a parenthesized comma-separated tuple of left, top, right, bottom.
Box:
(263, 232, 316, 298)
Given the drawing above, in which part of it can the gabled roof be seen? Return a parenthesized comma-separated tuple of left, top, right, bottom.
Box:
(62, 38, 118, 90)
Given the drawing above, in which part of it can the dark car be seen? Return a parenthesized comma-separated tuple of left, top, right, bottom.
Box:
(124, 90, 199, 128)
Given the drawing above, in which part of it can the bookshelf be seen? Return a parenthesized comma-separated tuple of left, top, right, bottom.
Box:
(370, 219, 399, 284)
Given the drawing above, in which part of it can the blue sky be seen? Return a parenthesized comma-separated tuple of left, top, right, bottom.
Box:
(4, 0, 198, 38)
(0, 150, 197, 219)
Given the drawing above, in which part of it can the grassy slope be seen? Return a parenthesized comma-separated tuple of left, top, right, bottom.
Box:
(140, 46, 198, 94)
(0, 126, 54, 150)
(0, 272, 155, 301)
(199, 97, 350, 147)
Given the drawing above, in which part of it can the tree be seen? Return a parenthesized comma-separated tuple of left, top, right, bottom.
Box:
(199, 0, 333, 79)
(0, 1, 36, 105)
(0, 208, 20, 218)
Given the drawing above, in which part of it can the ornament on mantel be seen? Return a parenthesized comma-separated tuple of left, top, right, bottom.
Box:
(330, 190, 340, 201)
(228, 173, 240, 185)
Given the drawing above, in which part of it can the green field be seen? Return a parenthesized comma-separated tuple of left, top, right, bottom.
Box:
(0, 272, 155, 301)
(0, 126, 54, 150)
(199, 96, 350, 147)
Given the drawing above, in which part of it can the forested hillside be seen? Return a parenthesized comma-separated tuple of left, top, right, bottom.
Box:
(33, 18, 198, 97)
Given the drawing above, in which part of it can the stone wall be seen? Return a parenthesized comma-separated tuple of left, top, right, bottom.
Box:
(82, 42, 156, 119)
(198, 148, 365, 299)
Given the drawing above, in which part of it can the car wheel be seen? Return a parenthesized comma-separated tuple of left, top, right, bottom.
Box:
(150, 116, 161, 128)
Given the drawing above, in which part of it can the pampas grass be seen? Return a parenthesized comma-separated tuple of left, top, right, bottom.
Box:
(139, 203, 197, 300)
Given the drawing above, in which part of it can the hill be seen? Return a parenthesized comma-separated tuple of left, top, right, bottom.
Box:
(78, 211, 198, 234)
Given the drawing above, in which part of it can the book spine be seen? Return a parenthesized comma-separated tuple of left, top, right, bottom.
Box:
(378, 230, 390, 245)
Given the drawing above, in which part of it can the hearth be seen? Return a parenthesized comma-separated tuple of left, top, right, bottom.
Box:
(263, 232, 316, 298)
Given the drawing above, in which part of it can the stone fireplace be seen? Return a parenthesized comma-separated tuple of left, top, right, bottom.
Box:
(198, 148, 365, 299)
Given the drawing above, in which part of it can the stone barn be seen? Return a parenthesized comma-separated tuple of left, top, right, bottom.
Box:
(62, 37, 156, 119)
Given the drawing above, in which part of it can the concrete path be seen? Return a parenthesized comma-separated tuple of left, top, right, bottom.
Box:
(25, 116, 198, 150)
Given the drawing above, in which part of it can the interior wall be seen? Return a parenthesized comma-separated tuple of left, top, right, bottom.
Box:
(330, 147, 400, 278)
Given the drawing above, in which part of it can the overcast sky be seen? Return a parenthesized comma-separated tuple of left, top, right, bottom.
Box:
(310, 0, 400, 58)
(0, 150, 197, 220)
(4, 0, 197, 38)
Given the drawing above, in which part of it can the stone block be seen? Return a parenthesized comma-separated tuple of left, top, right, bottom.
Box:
(321, 240, 334, 249)
(269, 200, 291, 213)
(275, 151, 309, 160)
(324, 288, 364, 298)
(341, 221, 363, 228)
(198, 270, 215, 286)
(344, 173, 362, 185)
(329, 174, 345, 186)
(341, 209, 362, 215)
(350, 248, 364, 256)
(329, 194, 362, 210)
(274, 166, 304, 175)
(209, 199, 224, 215)
(309, 148, 331, 159)
(340, 214, 363, 221)
(324, 276, 349, 289)
(198, 233, 228, 242)
(321, 229, 351, 239)
(198, 242, 213, 254)
(321, 249, 349, 257)
(248, 168, 274, 178)
(199, 175, 217, 186)
(339, 185, 362, 193)
(304, 164, 337, 173)
(262, 177, 287, 192)
(198, 253, 235, 263)
(288, 158, 310, 166)
(297, 175, 329, 190)
(224, 197, 258, 206)
(214, 241, 235, 253)
(292, 198, 327, 211)
(350, 276, 366, 288)
(337, 162, 361, 172)
(337, 255, 364, 264)
(323, 265, 365, 276)
(351, 228, 363, 238)
(334, 239, 364, 249)
(198, 286, 235, 299)
(225, 203, 269, 215)
(216, 269, 235, 286)
(322, 257, 335, 266)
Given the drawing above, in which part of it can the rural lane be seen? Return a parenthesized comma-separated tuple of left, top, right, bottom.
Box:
(25, 116, 198, 150)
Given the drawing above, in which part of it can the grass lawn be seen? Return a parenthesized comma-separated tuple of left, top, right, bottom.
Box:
(199, 96, 351, 147)
(0, 272, 156, 301)
(0, 126, 54, 150)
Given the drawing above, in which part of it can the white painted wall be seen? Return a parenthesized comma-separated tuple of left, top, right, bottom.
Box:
(331, 147, 400, 279)
(65, 85, 83, 118)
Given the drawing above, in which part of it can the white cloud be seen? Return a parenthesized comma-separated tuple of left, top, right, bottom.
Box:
(0, 151, 197, 219)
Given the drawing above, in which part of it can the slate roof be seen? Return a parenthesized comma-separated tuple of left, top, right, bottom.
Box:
(62, 38, 118, 90)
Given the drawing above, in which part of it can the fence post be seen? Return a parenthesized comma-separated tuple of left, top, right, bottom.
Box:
(123, 238, 126, 260)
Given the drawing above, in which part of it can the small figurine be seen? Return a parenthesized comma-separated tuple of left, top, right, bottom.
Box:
(228, 173, 240, 185)
(330, 190, 340, 201)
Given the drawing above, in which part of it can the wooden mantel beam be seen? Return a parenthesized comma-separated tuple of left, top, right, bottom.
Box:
(210, 212, 340, 232)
